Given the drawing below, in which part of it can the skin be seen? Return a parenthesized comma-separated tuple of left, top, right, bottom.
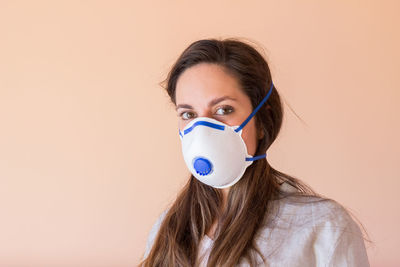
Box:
(175, 63, 262, 239)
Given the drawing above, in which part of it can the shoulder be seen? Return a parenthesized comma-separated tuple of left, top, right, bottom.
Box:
(272, 187, 363, 243)
(303, 199, 369, 266)
(143, 208, 169, 259)
(253, 183, 370, 266)
(272, 182, 357, 230)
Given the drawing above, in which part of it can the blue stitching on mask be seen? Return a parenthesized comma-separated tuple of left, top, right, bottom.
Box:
(183, 121, 225, 135)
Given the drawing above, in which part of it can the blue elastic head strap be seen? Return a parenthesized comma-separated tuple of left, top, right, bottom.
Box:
(235, 82, 274, 133)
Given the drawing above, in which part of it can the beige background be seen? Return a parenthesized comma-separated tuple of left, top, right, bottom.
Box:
(0, 1, 399, 266)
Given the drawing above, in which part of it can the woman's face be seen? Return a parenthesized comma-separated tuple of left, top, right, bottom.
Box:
(175, 63, 260, 156)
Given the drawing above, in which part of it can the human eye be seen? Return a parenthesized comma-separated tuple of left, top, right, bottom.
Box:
(215, 105, 234, 116)
(179, 110, 197, 120)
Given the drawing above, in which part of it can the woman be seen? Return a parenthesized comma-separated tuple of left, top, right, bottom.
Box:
(139, 38, 370, 266)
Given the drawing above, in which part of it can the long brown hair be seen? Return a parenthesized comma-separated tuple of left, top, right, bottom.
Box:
(138, 38, 366, 266)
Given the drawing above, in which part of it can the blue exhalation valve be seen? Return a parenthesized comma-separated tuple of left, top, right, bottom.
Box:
(193, 157, 213, 176)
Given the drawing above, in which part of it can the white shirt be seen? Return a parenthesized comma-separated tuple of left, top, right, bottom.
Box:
(143, 182, 370, 266)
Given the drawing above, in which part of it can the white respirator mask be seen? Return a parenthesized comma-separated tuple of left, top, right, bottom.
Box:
(178, 82, 274, 189)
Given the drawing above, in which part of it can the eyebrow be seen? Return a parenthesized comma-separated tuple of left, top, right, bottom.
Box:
(175, 96, 237, 111)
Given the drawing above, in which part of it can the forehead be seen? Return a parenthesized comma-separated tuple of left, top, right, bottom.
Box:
(175, 63, 247, 105)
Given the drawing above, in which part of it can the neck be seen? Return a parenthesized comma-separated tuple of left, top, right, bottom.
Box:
(220, 187, 230, 211)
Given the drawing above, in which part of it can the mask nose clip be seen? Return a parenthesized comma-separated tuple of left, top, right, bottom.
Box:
(193, 157, 213, 176)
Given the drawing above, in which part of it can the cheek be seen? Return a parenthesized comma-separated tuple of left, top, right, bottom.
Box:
(241, 120, 258, 155)
(178, 119, 191, 131)
(178, 120, 184, 131)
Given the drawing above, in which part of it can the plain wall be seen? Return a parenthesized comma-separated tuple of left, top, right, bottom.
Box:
(0, 1, 399, 266)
